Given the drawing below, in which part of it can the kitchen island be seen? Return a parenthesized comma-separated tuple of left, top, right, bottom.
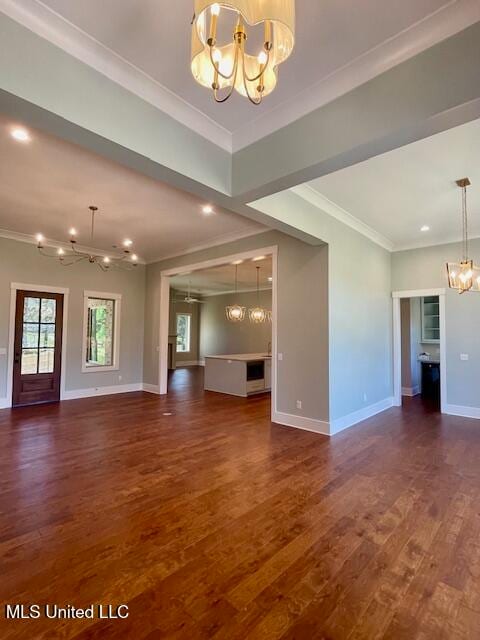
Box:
(204, 354, 272, 397)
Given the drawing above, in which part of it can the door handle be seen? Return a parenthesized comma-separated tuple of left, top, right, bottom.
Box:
(14, 353, 20, 364)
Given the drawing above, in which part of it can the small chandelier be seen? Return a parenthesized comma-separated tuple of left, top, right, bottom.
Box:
(249, 265, 268, 323)
(35, 205, 139, 272)
(226, 264, 246, 322)
(446, 178, 480, 293)
(191, 1, 295, 104)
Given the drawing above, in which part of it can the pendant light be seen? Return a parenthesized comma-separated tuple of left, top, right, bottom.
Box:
(446, 178, 480, 293)
(191, 1, 295, 105)
(249, 266, 267, 323)
(226, 264, 246, 321)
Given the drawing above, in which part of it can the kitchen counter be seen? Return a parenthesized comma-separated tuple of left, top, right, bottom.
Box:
(204, 354, 272, 396)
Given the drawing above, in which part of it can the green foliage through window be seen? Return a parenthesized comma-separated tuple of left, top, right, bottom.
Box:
(86, 298, 115, 366)
(176, 314, 191, 353)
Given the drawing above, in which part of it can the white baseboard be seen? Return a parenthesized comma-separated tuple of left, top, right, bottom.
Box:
(402, 386, 420, 397)
(62, 383, 143, 401)
(0, 397, 10, 409)
(330, 397, 395, 435)
(272, 410, 330, 436)
(142, 383, 160, 394)
(444, 404, 480, 420)
(176, 360, 202, 367)
(198, 359, 205, 366)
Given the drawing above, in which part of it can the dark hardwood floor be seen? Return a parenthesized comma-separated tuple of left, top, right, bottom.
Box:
(1, 367, 480, 639)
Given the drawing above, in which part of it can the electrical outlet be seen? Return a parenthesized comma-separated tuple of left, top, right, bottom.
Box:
(278, 352, 283, 361)
(296, 400, 302, 410)
(460, 353, 469, 361)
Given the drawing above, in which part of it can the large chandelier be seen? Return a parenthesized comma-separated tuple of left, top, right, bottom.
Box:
(226, 263, 246, 322)
(446, 178, 480, 293)
(35, 205, 139, 272)
(191, 1, 295, 104)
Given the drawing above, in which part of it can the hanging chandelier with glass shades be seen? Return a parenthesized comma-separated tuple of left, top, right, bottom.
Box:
(35, 205, 139, 272)
(225, 264, 246, 322)
(249, 265, 268, 323)
(191, 0, 295, 104)
(446, 178, 480, 293)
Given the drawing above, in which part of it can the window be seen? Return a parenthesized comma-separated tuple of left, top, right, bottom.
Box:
(21, 296, 57, 374)
(83, 291, 121, 372)
(176, 313, 191, 353)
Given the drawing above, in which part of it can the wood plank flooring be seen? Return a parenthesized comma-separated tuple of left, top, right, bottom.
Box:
(1, 367, 480, 639)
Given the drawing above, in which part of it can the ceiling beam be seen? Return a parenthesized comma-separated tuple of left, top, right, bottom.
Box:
(232, 22, 480, 201)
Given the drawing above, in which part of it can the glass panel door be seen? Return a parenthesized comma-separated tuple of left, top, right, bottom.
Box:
(20, 296, 56, 374)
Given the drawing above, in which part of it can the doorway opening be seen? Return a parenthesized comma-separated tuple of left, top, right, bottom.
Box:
(159, 246, 277, 417)
(392, 289, 446, 413)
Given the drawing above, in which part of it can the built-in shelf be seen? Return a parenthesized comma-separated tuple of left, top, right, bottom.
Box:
(421, 296, 440, 344)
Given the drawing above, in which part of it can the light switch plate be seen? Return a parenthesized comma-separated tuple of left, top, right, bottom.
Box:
(460, 353, 469, 361)
(278, 353, 283, 361)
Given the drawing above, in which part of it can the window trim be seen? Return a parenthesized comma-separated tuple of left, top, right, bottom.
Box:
(176, 312, 192, 354)
(82, 290, 122, 373)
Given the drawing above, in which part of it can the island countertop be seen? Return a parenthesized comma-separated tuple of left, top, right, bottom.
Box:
(205, 353, 271, 362)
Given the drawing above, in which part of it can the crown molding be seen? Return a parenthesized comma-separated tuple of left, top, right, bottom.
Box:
(292, 187, 480, 255)
(0, 227, 147, 264)
(393, 234, 480, 253)
(291, 185, 395, 252)
(0, 225, 266, 265)
(147, 227, 268, 265)
(185, 285, 272, 298)
(0, 0, 233, 152)
(232, 0, 480, 151)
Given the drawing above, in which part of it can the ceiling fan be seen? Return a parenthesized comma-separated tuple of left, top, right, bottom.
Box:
(174, 282, 205, 304)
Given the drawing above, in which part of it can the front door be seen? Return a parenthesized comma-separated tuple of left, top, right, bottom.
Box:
(12, 290, 64, 407)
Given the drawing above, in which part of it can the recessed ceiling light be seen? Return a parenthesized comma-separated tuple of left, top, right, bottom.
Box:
(420, 225, 430, 232)
(123, 239, 133, 247)
(252, 255, 266, 261)
(103, 256, 110, 263)
(232, 259, 243, 265)
(202, 205, 214, 215)
(35, 233, 44, 244)
(57, 248, 65, 256)
(10, 127, 31, 143)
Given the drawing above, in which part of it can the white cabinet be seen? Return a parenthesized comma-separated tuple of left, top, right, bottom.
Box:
(204, 356, 272, 397)
(421, 296, 440, 344)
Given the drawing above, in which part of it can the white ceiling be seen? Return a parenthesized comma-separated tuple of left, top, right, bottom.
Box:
(2, 0, 478, 150)
(170, 256, 272, 295)
(0, 116, 265, 262)
(306, 118, 480, 251)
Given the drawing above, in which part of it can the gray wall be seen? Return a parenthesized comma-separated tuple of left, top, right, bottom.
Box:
(392, 238, 480, 410)
(253, 190, 393, 425)
(200, 290, 272, 359)
(144, 230, 330, 423)
(0, 236, 145, 400)
(169, 290, 200, 363)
